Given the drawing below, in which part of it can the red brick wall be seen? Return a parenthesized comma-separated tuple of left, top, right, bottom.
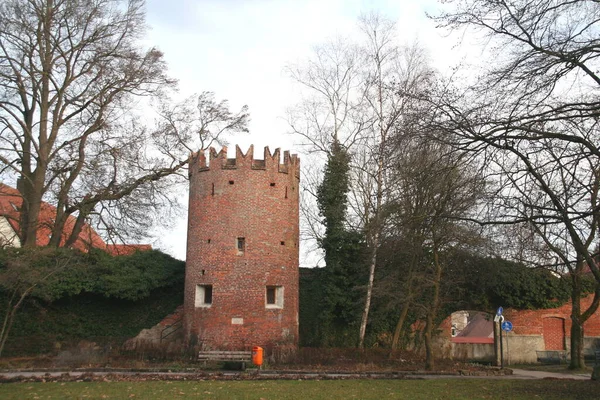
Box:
(503, 294, 600, 349)
(542, 317, 565, 350)
(184, 145, 300, 350)
(441, 295, 600, 350)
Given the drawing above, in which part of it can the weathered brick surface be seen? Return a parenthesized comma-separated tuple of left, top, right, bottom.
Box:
(504, 294, 600, 339)
(542, 317, 565, 350)
(184, 145, 300, 350)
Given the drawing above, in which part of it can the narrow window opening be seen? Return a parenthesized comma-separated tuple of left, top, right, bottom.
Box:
(207, 239, 211, 244)
(195, 284, 213, 307)
(270, 182, 276, 187)
(211, 183, 215, 196)
(266, 287, 276, 305)
(266, 286, 284, 308)
(204, 285, 213, 304)
(280, 241, 285, 246)
(237, 237, 245, 252)
(201, 269, 206, 275)
(229, 180, 234, 185)
(285, 186, 288, 199)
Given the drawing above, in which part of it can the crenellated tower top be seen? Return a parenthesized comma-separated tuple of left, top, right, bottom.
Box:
(189, 145, 300, 178)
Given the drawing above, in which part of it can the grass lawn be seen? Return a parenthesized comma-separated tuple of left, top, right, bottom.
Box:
(0, 379, 598, 399)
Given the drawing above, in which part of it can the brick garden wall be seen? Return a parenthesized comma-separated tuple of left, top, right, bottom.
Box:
(184, 145, 300, 350)
(504, 294, 600, 339)
(438, 295, 600, 363)
(502, 294, 600, 361)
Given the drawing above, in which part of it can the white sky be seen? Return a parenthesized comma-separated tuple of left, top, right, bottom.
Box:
(143, 0, 468, 263)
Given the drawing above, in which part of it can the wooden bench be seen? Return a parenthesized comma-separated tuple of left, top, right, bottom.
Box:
(536, 350, 568, 364)
(198, 350, 253, 370)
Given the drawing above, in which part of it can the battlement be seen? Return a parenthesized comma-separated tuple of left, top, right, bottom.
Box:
(189, 145, 300, 178)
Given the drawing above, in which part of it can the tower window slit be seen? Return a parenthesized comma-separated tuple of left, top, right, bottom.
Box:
(237, 237, 245, 252)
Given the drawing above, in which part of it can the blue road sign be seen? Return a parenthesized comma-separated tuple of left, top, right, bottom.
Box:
(502, 321, 513, 332)
(496, 306, 503, 316)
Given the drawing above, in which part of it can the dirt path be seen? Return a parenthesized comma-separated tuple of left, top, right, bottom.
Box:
(0, 368, 592, 382)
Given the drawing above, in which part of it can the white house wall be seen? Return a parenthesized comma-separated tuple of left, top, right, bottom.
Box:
(0, 216, 20, 247)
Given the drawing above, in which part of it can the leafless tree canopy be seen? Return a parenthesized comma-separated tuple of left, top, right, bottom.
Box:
(288, 11, 437, 348)
(430, 0, 600, 368)
(0, 0, 249, 247)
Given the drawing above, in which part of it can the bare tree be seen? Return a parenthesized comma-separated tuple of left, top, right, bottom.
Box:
(0, 1, 249, 248)
(287, 35, 369, 274)
(383, 131, 485, 369)
(431, 0, 600, 369)
(287, 38, 367, 154)
(353, 14, 435, 348)
(288, 12, 434, 348)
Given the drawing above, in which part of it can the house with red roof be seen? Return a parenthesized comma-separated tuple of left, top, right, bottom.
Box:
(0, 183, 150, 255)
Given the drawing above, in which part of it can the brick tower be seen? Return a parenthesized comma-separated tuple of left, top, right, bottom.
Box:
(184, 145, 300, 350)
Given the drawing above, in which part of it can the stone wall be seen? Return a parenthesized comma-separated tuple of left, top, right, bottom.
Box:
(451, 343, 495, 362)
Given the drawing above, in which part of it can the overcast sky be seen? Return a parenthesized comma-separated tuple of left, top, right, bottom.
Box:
(143, 0, 468, 263)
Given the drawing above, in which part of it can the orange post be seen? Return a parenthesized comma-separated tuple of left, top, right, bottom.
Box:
(252, 346, 263, 368)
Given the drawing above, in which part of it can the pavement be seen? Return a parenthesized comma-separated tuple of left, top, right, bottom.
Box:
(510, 368, 591, 380)
(0, 368, 593, 381)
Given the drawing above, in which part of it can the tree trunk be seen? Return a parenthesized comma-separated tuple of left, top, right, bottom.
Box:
(359, 230, 379, 349)
(570, 317, 585, 370)
(64, 200, 95, 248)
(569, 279, 585, 369)
(425, 248, 443, 371)
(20, 0, 53, 248)
(358, 133, 386, 349)
(18, 176, 44, 248)
(0, 288, 33, 357)
(391, 299, 411, 351)
(493, 319, 502, 367)
(392, 253, 419, 351)
(424, 312, 435, 371)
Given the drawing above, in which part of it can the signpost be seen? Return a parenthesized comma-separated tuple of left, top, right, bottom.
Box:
(502, 321, 513, 366)
(501, 321, 513, 332)
(496, 307, 505, 368)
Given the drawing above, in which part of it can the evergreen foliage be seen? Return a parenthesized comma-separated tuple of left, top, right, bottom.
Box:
(90, 250, 185, 301)
(300, 248, 576, 348)
(317, 142, 352, 260)
(313, 142, 366, 346)
(3, 286, 183, 356)
(446, 253, 573, 312)
(298, 267, 325, 347)
(0, 247, 185, 302)
(0, 247, 185, 355)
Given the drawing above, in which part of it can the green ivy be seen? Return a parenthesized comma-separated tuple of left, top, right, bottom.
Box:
(314, 142, 367, 347)
(0, 247, 185, 301)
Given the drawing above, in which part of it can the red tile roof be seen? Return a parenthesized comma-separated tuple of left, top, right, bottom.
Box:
(0, 183, 150, 255)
